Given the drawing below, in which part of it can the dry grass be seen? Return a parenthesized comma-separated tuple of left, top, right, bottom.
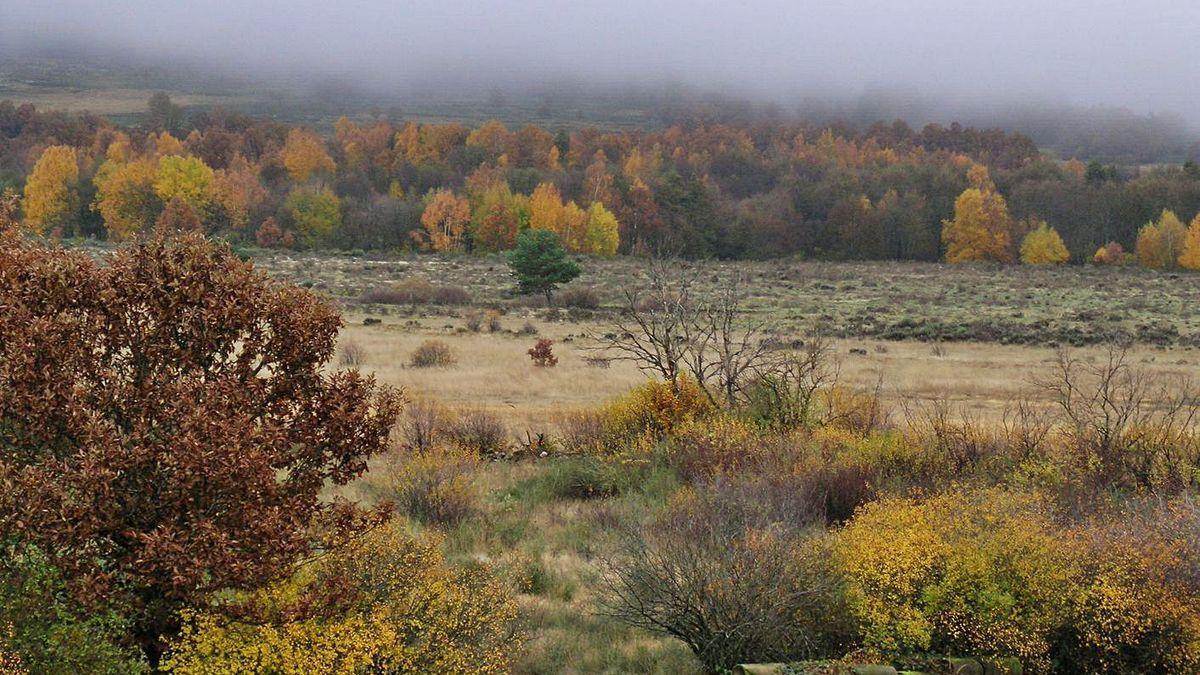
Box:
(340, 313, 1200, 429)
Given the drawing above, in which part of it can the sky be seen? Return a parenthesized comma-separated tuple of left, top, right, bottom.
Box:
(3, 0, 1199, 118)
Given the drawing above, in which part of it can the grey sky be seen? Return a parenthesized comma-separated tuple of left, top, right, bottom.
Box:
(4, 0, 1199, 117)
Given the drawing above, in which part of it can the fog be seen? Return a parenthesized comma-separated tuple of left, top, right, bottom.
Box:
(4, 0, 1200, 120)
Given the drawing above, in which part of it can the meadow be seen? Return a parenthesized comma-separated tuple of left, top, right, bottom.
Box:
(301, 251, 1200, 673)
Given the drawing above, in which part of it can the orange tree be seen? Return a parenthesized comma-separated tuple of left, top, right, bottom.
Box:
(0, 232, 402, 663)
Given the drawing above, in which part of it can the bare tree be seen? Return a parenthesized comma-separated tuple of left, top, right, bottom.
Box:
(598, 260, 777, 406)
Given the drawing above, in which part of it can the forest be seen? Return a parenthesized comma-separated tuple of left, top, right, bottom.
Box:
(5, 94, 1200, 266)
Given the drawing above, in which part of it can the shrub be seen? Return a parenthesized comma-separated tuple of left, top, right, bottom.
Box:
(1058, 499, 1200, 672)
(1019, 221, 1070, 264)
(600, 487, 854, 672)
(527, 456, 636, 501)
(0, 545, 147, 674)
(557, 285, 601, 309)
(1091, 241, 1125, 265)
(374, 446, 481, 526)
(400, 398, 452, 452)
(409, 339, 456, 368)
(163, 524, 521, 674)
(448, 408, 509, 456)
(567, 377, 713, 456)
(528, 338, 557, 366)
(834, 490, 1078, 669)
(465, 311, 484, 332)
(517, 321, 538, 336)
(665, 414, 761, 481)
(361, 278, 471, 306)
(0, 233, 402, 661)
(485, 310, 503, 332)
(337, 338, 367, 367)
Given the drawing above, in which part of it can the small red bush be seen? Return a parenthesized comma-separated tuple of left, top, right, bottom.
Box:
(528, 338, 557, 367)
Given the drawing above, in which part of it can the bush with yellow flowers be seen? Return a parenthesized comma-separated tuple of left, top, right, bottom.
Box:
(834, 490, 1077, 669)
(162, 523, 520, 674)
(562, 376, 712, 455)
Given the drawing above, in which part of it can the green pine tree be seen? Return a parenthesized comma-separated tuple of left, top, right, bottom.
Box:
(507, 229, 580, 304)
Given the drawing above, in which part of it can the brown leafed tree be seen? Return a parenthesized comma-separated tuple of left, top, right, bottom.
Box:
(0, 232, 403, 661)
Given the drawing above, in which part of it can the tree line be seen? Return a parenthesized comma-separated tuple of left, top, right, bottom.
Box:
(3, 95, 1200, 265)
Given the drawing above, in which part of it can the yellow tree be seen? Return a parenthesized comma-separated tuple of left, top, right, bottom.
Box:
(1179, 214, 1200, 270)
(1136, 209, 1188, 269)
(471, 183, 526, 252)
(93, 158, 160, 240)
(281, 128, 335, 182)
(584, 201, 620, 255)
(154, 155, 214, 215)
(22, 145, 79, 235)
(417, 190, 470, 252)
(1019, 220, 1070, 264)
(529, 182, 565, 234)
(286, 188, 342, 247)
(154, 132, 186, 157)
(941, 187, 1012, 263)
(560, 200, 588, 252)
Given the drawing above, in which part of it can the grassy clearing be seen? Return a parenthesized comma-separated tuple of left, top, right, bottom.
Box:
(254, 251, 1200, 348)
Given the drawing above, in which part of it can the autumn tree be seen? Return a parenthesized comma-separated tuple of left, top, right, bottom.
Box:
(584, 201, 620, 255)
(416, 189, 471, 252)
(507, 229, 580, 304)
(941, 187, 1013, 263)
(22, 145, 79, 235)
(154, 196, 203, 233)
(0, 232, 402, 662)
(1019, 220, 1070, 264)
(1177, 214, 1200, 271)
(211, 157, 267, 232)
(286, 188, 342, 247)
(471, 183, 526, 252)
(1093, 241, 1126, 266)
(93, 159, 160, 241)
(1136, 209, 1188, 269)
(280, 128, 336, 183)
(529, 182, 565, 234)
(154, 155, 214, 216)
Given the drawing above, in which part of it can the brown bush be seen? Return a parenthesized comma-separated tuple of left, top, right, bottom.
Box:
(557, 285, 601, 309)
(337, 339, 367, 367)
(448, 408, 509, 456)
(361, 278, 471, 306)
(0, 232, 402, 661)
(401, 398, 452, 453)
(409, 339, 456, 368)
(599, 486, 854, 671)
(528, 338, 557, 367)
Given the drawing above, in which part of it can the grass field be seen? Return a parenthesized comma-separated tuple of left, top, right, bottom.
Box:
(302, 252, 1200, 673)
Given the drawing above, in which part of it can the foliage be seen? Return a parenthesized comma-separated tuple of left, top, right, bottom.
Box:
(361, 277, 470, 305)
(280, 128, 336, 183)
(834, 490, 1077, 669)
(528, 338, 558, 366)
(942, 187, 1013, 263)
(1091, 241, 1125, 265)
(285, 187, 342, 246)
(1019, 221, 1070, 264)
(373, 446, 482, 526)
(92, 159, 159, 240)
(584, 201, 620, 255)
(1178, 214, 1200, 270)
(416, 189, 471, 251)
(409, 339, 456, 368)
(0, 545, 147, 674)
(1135, 209, 1188, 269)
(163, 523, 520, 674)
(507, 229, 581, 303)
(0, 233, 402, 659)
(153, 155, 214, 215)
(21, 145, 78, 235)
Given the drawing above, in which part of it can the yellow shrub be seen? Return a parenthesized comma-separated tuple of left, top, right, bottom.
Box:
(570, 376, 713, 455)
(373, 446, 481, 526)
(666, 414, 762, 480)
(163, 524, 520, 674)
(834, 490, 1077, 668)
